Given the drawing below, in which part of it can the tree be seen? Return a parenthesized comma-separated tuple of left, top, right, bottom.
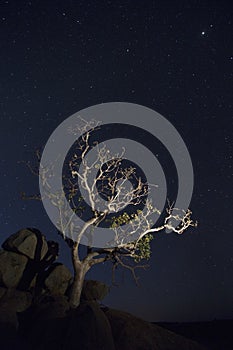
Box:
(20, 117, 197, 308)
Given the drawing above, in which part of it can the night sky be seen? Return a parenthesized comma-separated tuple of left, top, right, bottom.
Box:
(0, 0, 233, 322)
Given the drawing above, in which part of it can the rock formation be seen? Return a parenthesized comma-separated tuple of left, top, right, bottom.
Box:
(0, 228, 207, 350)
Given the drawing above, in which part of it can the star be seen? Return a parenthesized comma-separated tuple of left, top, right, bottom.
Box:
(201, 31, 205, 36)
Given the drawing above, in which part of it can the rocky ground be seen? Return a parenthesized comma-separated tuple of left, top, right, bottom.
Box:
(0, 228, 207, 350)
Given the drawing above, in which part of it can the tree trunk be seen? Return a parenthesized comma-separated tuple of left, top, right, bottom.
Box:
(69, 261, 89, 308)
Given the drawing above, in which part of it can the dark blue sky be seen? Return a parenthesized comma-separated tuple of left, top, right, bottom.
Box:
(0, 0, 232, 322)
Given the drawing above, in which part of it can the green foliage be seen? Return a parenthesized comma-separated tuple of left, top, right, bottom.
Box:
(110, 210, 154, 262)
(134, 233, 154, 262)
(110, 209, 144, 229)
(110, 212, 131, 228)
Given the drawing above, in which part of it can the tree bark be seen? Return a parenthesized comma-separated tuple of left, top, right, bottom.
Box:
(69, 261, 89, 308)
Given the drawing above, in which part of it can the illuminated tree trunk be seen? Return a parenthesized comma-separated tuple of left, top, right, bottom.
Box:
(69, 260, 89, 308)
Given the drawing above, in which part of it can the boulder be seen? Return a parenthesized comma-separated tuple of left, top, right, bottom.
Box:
(44, 264, 72, 295)
(0, 287, 7, 300)
(2, 228, 48, 260)
(0, 299, 19, 334)
(25, 300, 115, 350)
(0, 288, 32, 313)
(20, 295, 69, 350)
(0, 289, 32, 339)
(65, 301, 115, 350)
(0, 250, 28, 288)
(25, 316, 68, 350)
(103, 308, 206, 350)
(82, 280, 109, 301)
(32, 295, 70, 321)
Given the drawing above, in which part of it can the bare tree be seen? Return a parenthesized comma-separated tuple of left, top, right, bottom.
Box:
(20, 118, 197, 308)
